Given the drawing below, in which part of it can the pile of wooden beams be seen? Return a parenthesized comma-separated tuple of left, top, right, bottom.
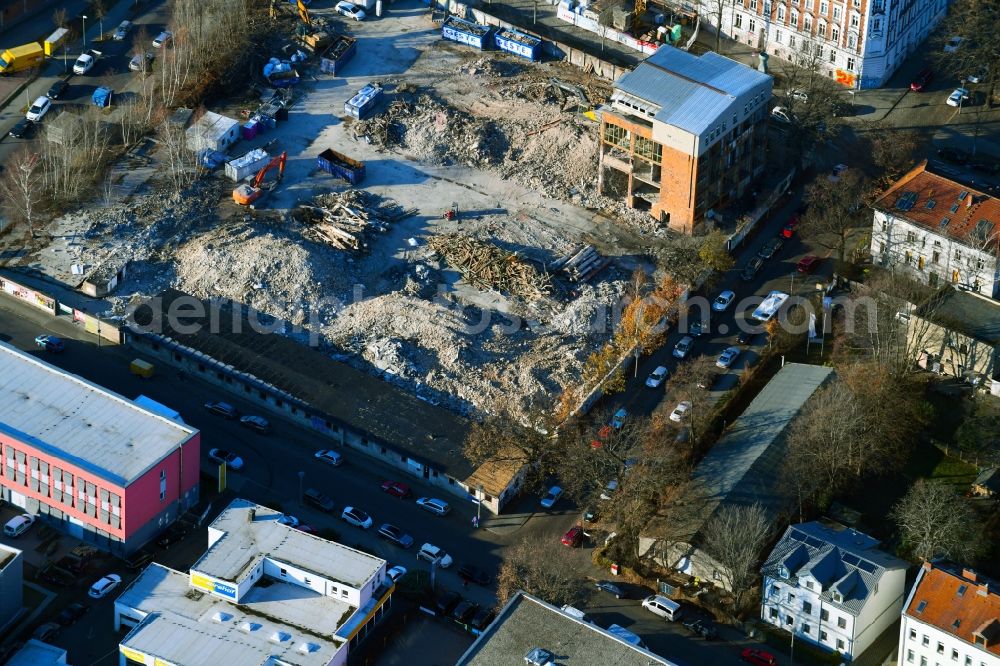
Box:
(292, 191, 414, 252)
(427, 233, 552, 302)
(550, 244, 607, 283)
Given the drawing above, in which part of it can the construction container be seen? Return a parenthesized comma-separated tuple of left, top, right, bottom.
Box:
(225, 148, 271, 181)
(317, 148, 365, 185)
(92, 87, 113, 108)
(442, 16, 492, 49)
(494, 28, 541, 61)
(43, 28, 69, 56)
(130, 359, 155, 378)
(319, 34, 357, 75)
(242, 120, 259, 140)
(344, 83, 383, 120)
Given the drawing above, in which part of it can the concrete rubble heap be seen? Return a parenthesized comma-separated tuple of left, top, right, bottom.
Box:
(426, 233, 553, 303)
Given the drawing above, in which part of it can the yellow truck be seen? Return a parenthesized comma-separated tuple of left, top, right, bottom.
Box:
(43, 28, 69, 56)
(0, 42, 44, 75)
(130, 358, 155, 378)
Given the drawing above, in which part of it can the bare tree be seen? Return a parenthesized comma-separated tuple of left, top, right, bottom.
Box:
(799, 167, 867, 266)
(463, 415, 554, 491)
(855, 120, 921, 194)
(157, 118, 197, 195)
(891, 480, 986, 561)
(0, 150, 44, 238)
(496, 536, 590, 609)
(699, 229, 735, 273)
(660, 355, 717, 449)
(702, 0, 733, 53)
(701, 503, 772, 614)
(933, 0, 999, 110)
(52, 8, 69, 28)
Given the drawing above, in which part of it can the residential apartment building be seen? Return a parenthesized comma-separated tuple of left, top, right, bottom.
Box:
(907, 288, 1000, 386)
(870, 162, 1000, 299)
(115, 499, 391, 666)
(0, 544, 23, 633)
(899, 562, 1000, 666)
(0, 342, 200, 556)
(598, 45, 772, 234)
(701, 0, 946, 88)
(761, 520, 908, 661)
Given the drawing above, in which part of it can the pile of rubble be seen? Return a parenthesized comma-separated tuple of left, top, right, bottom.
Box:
(291, 190, 415, 253)
(426, 233, 553, 303)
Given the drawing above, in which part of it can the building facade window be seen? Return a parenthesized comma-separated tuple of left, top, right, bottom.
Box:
(820, 0, 828, 13)
(837, 617, 847, 629)
(778, 5, 786, 19)
(804, 14, 812, 30)
(829, 49, 836, 63)
(833, 5, 841, 19)
(749, 18, 757, 31)
(850, 13, 859, 26)
(603, 124, 629, 149)
(736, 13, 744, 27)
(832, 26, 839, 41)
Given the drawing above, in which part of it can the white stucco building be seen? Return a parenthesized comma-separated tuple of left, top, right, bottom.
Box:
(760, 521, 908, 661)
(899, 562, 1000, 666)
(700, 0, 947, 88)
(870, 162, 1000, 299)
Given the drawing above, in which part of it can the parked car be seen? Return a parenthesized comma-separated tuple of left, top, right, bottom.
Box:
(796, 255, 821, 273)
(154, 524, 187, 549)
(910, 67, 933, 91)
(645, 365, 668, 388)
(770, 106, 793, 124)
(595, 580, 626, 598)
(780, 216, 800, 239)
(828, 163, 849, 181)
(380, 480, 411, 498)
(208, 448, 244, 470)
(129, 52, 154, 73)
(239, 415, 271, 434)
(561, 525, 584, 547)
(73, 52, 96, 75)
(341, 506, 373, 529)
(386, 565, 407, 583)
(3, 514, 35, 538)
(315, 449, 344, 466)
(32, 622, 61, 641)
(758, 237, 783, 260)
(741, 257, 763, 281)
(152, 30, 173, 48)
(377, 523, 413, 547)
(642, 594, 681, 620)
(610, 408, 627, 429)
(599, 479, 618, 501)
(434, 590, 461, 615)
(470, 607, 496, 631)
(786, 88, 808, 103)
(698, 372, 721, 389)
(34, 335, 65, 352)
(55, 603, 86, 626)
(457, 564, 491, 586)
(417, 543, 453, 568)
(669, 401, 692, 422)
(451, 600, 479, 624)
(967, 67, 987, 84)
(9, 118, 35, 139)
(737, 330, 754, 345)
(113, 20, 132, 40)
(716, 346, 740, 369)
(673, 335, 694, 358)
(686, 619, 719, 639)
(335, 1, 366, 20)
(741, 648, 778, 666)
(947, 87, 970, 107)
(303, 488, 335, 512)
(712, 290, 735, 312)
(937, 148, 969, 165)
(540, 485, 563, 508)
(46, 78, 69, 99)
(125, 551, 154, 571)
(277, 514, 299, 528)
(88, 573, 122, 599)
(38, 563, 74, 587)
(204, 401, 238, 419)
(944, 35, 963, 52)
(415, 497, 451, 516)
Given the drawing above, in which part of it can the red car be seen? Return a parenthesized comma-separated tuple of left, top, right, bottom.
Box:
(381, 480, 412, 499)
(591, 425, 613, 449)
(741, 648, 777, 666)
(561, 525, 584, 547)
(910, 67, 933, 92)
(780, 216, 799, 239)
(796, 255, 821, 273)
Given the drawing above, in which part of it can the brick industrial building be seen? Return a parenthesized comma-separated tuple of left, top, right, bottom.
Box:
(598, 46, 772, 234)
(0, 342, 200, 555)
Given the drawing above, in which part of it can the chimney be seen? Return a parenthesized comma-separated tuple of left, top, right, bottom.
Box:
(967, 195, 973, 209)
(963, 568, 978, 583)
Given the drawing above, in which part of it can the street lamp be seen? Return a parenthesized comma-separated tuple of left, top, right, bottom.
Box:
(82, 15, 88, 46)
(959, 78, 967, 115)
(476, 484, 484, 525)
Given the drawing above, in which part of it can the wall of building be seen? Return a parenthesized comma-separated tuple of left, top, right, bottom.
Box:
(0, 546, 23, 633)
(122, 436, 200, 539)
(900, 616, 1000, 666)
(852, 566, 906, 659)
(761, 577, 858, 657)
(909, 316, 999, 382)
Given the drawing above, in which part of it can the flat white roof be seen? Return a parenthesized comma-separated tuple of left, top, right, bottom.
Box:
(193, 499, 383, 590)
(0, 342, 196, 486)
(6, 639, 68, 666)
(117, 564, 348, 666)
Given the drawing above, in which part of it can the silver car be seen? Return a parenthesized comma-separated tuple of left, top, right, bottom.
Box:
(113, 20, 132, 40)
(416, 497, 451, 516)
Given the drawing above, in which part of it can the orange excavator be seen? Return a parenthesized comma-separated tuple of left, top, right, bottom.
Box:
(233, 151, 287, 206)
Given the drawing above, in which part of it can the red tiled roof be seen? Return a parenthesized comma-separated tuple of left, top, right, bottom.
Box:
(873, 161, 1000, 255)
(906, 563, 1000, 656)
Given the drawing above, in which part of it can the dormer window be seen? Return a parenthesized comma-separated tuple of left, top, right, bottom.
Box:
(805, 580, 814, 590)
(832, 592, 843, 603)
(916, 600, 927, 613)
(780, 566, 790, 578)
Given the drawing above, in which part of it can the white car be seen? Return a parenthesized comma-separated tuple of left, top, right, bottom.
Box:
(669, 401, 692, 423)
(73, 53, 95, 75)
(113, 20, 132, 41)
(277, 514, 299, 527)
(946, 88, 970, 107)
(673, 336, 694, 359)
(341, 506, 373, 529)
(208, 448, 244, 470)
(314, 449, 343, 466)
(152, 30, 173, 48)
(944, 36, 963, 53)
(787, 89, 808, 103)
(645, 366, 668, 388)
(716, 346, 740, 369)
(26, 96, 52, 122)
(770, 106, 793, 124)
(642, 594, 680, 621)
(335, 1, 366, 20)
(88, 574, 122, 599)
(712, 290, 735, 312)
(387, 565, 407, 583)
(600, 479, 618, 501)
(540, 485, 563, 509)
(3, 513, 35, 538)
(967, 68, 987, 84)
(417, 543, 453, 568)
(415, 497, 451, 516)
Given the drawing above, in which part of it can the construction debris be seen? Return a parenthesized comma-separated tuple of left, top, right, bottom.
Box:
(426, 233, 552, 303)
(292, 190, 412, 253)
(551, 244, 609, 283)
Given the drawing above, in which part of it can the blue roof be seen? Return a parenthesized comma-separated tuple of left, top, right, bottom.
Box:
(614, 46, 772, 135)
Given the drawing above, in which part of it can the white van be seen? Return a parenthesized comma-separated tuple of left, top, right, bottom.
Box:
(607, 624, 647, 649)
(560, 605, 591, 623)
(641, 594, 682, 621)
(3, 513, 35, 538)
